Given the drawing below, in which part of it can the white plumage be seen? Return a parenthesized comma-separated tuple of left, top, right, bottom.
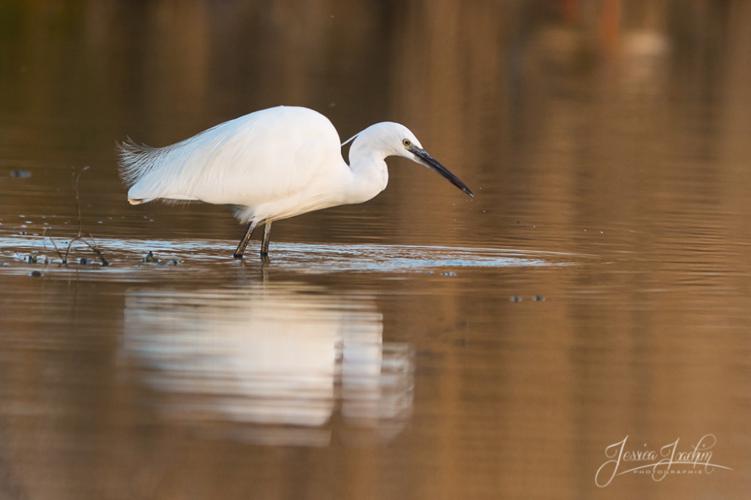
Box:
(118, 105, 473, 258)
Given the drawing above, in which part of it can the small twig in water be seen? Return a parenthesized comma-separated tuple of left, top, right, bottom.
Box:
(43, 227, 66, 263)
(84, 233, 109, 267)
(59, 166, 109, 267)
(74, 166, 88, 237)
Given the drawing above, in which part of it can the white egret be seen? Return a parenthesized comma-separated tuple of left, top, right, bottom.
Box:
(118, 105, 473, 259)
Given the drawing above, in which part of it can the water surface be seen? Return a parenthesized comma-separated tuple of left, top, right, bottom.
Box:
(1, 2, 751, 499)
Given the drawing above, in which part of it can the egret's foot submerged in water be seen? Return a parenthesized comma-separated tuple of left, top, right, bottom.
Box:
(260, 223, 272, 258)
(233, 222, 256, 259)
(232, 221, 272, 259)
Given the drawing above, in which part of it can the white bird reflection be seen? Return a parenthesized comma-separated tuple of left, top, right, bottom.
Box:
(121, 281, 413, 445)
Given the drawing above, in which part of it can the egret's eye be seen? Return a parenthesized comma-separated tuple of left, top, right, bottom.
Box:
(402, 139, 411, 148)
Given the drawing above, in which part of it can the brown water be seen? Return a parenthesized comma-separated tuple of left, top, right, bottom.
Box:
(2, 1, 751, 499)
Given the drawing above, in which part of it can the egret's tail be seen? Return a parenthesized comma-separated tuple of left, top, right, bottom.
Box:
(117, 138, 158, 204)
(117, 138, 195, 205)
(117, 115, 252, 206)
(117, 137, 153, 185)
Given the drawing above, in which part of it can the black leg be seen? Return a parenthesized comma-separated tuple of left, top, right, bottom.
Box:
(233, 222, 256, 259)
(260, 222, 272, 258)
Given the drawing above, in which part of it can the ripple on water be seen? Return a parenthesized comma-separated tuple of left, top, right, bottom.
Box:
(0, 234, 576, 278)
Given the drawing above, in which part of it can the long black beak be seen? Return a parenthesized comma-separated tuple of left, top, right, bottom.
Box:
(409, 145, 474, 198)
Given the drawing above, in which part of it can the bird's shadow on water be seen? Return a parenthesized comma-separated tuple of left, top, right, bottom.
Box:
(0, 235, 575, 278)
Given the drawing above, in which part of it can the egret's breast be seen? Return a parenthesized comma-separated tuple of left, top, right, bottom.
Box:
(244, 164, 351, 223)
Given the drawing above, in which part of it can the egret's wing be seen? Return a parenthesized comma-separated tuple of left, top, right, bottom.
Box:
(118, 107, 341, 207)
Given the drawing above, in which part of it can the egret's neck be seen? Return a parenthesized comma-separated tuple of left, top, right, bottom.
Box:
(344, 138, 389, 204)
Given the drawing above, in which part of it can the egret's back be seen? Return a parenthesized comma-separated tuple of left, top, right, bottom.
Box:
(118, 106, 343, 211)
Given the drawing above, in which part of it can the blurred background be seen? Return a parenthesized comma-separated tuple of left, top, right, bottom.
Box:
(1, 1, 750, 499)
(1, 0, 748, 248)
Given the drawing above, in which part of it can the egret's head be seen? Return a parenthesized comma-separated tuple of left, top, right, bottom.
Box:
(348, 122, 474, 198)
